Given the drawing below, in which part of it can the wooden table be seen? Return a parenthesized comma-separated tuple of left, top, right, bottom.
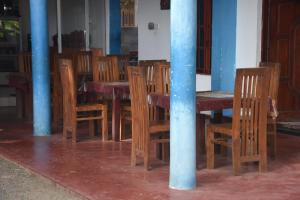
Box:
(87, 81, 130, 141)
(150, 91, 233, 113)
(149, 91, 234, 164)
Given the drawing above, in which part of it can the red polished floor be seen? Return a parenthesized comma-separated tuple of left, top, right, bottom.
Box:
(0, 121, 300, 200)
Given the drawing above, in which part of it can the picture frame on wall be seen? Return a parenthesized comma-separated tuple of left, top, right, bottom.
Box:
(160, 0, 170, 10)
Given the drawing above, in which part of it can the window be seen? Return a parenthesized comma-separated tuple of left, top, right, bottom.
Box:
(196, 0, 212, 74)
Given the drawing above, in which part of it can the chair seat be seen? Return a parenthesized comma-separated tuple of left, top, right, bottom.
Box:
(208, 123, 232, 136)
(76, 104, 106, 111)
(149, 120, 170, 133)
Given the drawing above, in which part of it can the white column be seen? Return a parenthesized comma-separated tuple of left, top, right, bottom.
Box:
(57, 0, 62, 53)
(105, 0, 110, 55)
(85, 0, 90, 51)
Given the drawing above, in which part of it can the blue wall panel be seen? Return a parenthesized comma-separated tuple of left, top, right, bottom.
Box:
(109, 0, 121, 54)
(211, 0, 237, 92)
(211, 0, 237, 115)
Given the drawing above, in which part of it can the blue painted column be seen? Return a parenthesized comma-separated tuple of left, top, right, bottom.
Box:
(169, 0, 197, 190)
(109, 0, 121, 54)
(30, 0, 51, 136)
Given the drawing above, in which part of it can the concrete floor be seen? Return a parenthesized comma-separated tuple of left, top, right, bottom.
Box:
(0, 121, 300, 200)
(0, 157, 84, 200)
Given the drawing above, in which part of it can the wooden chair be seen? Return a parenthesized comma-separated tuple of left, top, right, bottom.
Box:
(116, 55, 130, 80)
(91, 48, 103, 58)
(259, 62, 280, 158)
(92, 56, 119, 82)
(52, 51, 77, 131)
(206, 67, 271, 175)
(19, 52, 32, 74)
(120, 62, 165, 140)
(75, 51, 92, 77)
(17, 52, 32, 119)
(127, 66, 170, 170)
(59, 59, 108, 143)
(139, 60, 167, 68)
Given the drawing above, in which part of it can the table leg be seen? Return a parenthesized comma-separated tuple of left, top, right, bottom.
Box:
(112, 90, 121, 141)
(212, 110, 227, 156)
(15, 90, 23, 119)
(196, 113, 206, 168)
(24, 92, 32, 120)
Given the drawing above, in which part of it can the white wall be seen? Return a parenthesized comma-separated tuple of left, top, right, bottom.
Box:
(236, 0, 263, 68)
(138, 0, 170, 60)
(136, 0, 263, 91)
(137, 0, 211, 91)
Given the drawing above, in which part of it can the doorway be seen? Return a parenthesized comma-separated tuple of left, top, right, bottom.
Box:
(262, 0, 300, 114)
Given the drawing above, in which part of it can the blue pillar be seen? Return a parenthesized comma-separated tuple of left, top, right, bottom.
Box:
(30, 0, 51, 136)
(109, 0, 121, 54)
(169, 0, 197, 190)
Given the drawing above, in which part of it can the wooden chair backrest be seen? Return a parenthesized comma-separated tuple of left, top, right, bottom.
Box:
(127, 66, 149, 154)
(91, 48, 103, 57)
(116, 55, 130, 80)
(157, 63, 170, 95)
(75, 51, 92, 74)
(232, 67, 271, 159)
(139, 60, 168, 94)
(19, 52, 32, 73)
(139, 60, 167, 67)
(59, 59, 77, 126)
(259, 62, 281, 103)
(92, 56, 119, 82)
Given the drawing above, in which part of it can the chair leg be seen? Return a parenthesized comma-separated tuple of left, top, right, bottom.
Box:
(269, 120, 277, 159)
(144, 152, 150, 170)
(63, 127, 67, 140)
(71, 122, 77, 144)
(102, 108, 108, 141)
(162, 143, 169, 162)
(89, 120, 95, 137)
(16, 90, 23, 119)
(131, 146, 137, 167)
(220, 135, 228, 157)
(206, 127, 215, 169)
(232, 138, 241, 175)
(120, 116, 125, 140)
(259, 140, 268, 173)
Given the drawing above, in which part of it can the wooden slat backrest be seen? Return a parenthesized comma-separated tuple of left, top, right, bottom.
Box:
(19, 52, 32, 73)
(75, 51, 92, 74)
(232, 68, 271, 159)
(59, 59, 77, 128)
(127, 66, 149, 155)
(92, 56, 119, 82)
(91, 48, 103, 57)
(156, 63, 170, 95)
(117, 55, 130, 80)
(259, 62, 281, 103)
(156, 63, 171, 120)
(139, 60, 167, 67)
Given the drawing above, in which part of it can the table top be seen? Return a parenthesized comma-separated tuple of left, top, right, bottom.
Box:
(150, 91, 234, 112)
(87, 81, 130, 99)
(7, 72, 31, 92)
